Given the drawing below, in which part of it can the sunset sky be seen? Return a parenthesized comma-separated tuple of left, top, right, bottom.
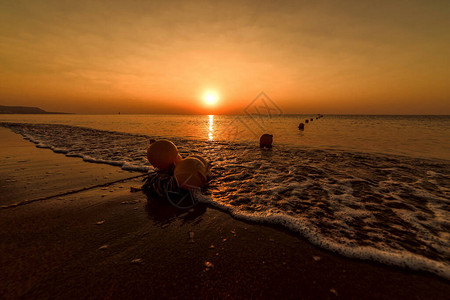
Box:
(0, 0, 449, 114)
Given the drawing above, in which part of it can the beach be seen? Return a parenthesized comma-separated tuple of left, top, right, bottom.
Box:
(2, 0, 449, 297)
(1, 127, 449, 299)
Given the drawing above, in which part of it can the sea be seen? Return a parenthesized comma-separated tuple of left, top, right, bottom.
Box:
(1, 114, 449, 279)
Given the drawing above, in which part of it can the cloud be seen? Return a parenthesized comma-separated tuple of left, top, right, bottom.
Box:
(0, 0, 449, 114)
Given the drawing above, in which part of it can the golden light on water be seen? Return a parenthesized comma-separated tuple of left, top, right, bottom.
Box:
(208, 115, 214, 141)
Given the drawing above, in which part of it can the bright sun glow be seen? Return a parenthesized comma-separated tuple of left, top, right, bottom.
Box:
(203, 91, 219, 106)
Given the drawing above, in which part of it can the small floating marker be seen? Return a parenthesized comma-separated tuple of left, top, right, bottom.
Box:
(96, 220, 105, 225)
(298, 123, 305, 130)
(204, 261, 214, 268)
(204, 261, 214, 271)
(310, 118, 313, 121)
(305, 120, 309, 123)
(259, 134, 273, 149)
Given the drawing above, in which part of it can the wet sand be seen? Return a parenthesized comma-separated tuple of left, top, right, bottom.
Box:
(0, 128, 137, 206)
(0, 128, 448, 299)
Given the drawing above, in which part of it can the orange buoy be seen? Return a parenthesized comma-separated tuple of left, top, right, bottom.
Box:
(259, 134, 273, 148)
(175, 153, 183, 165)
(147, 139, 180, 170)
(189, 154, 211, 172)
(174, 157, 208, 189)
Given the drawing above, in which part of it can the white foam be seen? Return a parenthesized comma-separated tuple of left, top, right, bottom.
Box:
(36, 143, 50, 148)
(195, 191, 450, 280)
(51, 147, 69, 154)
(122, 162, 152, 172)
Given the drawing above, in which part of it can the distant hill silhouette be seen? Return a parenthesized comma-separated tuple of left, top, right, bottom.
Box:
(0, 105, 70, 114)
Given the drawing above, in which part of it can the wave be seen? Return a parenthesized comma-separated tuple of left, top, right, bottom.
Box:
(2, 122, 449, 279)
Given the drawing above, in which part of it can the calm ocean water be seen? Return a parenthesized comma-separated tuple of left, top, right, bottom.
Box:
(1, 114, 449, 279)
(1, 114, 449, 160)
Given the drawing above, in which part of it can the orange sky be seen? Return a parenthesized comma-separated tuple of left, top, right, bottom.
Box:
(0, 0, 449, 114)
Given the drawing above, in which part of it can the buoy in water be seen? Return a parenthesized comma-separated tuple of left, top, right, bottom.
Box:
(259, 134, 273, 149)
(298, 123, 305, 130)
(147, 139, 181, 170)
(310, 118, 313, 121)
(174, 157, 208, 189)
(305, 119, 309, 123)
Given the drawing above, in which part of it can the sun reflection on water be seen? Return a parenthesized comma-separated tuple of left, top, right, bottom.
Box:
(208, 115, 214, 141)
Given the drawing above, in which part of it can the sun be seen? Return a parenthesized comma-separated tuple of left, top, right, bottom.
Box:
(203, 91, 219, 106)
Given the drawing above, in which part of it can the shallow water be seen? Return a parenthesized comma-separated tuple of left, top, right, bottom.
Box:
(1, 122, 449, 279)
(1, 114, 449, 160)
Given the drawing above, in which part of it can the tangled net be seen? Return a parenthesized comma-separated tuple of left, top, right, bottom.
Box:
(142, 168, 200, 209)
(142, 169, 173, 198)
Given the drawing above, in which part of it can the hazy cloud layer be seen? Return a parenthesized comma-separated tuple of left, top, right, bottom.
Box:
(1, 0, 449, 113)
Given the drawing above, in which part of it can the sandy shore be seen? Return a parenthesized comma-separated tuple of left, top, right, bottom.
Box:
(0, 127, 448, 299)
(0, 128, 137, 207)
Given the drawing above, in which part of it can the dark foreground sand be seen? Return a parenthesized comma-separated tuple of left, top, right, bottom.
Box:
(0, 128, 448, 299)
